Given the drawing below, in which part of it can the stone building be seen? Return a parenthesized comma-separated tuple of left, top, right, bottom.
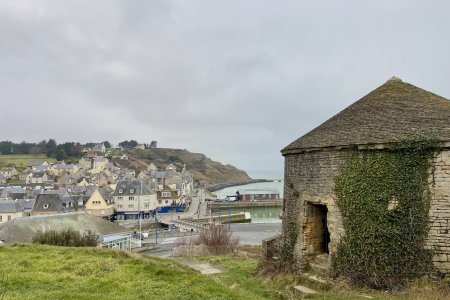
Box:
(264, 77, 450, 274)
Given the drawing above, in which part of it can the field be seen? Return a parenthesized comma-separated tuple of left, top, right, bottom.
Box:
(0, 154, 56, 169)
(1, 244, 448, 299)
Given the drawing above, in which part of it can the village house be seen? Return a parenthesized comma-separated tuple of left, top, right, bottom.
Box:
(32, 194, 67, 216)
(0, 187, 28, 200)
(113, 179, 157, 221)
(27, 160, 49, 171)
(157, 186, 181, 207)
(51, 162, 78, 176)
(26, 172, 48, 184)
(0, 166, 18, 180)
(264, 77, 450, 275)
(84, 188, 114, 217)
(147, 163, 157, 174)
(0, 200, 23, 223)
(93, 143, 106, 153)
(15, 198, 35, 217)
(238, 188, 280, 201)
(91, 157, 108, 173)
(78, 156, 92, 170)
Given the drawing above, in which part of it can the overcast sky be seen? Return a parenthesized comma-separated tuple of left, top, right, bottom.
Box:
(1, 0, 450, 175)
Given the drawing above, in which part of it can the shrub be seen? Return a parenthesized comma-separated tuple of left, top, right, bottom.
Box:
(177, 225, 239, 255)
(32, 228, 98, 247)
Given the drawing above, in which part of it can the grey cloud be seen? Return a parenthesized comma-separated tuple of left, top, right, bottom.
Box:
(2, 0, 450, 173)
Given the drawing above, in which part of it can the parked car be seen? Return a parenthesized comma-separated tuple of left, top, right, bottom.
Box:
(224, 196, 237, 202)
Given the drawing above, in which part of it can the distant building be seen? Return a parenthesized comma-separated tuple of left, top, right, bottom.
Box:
(113, 179, 157, 220)
(237, 189, 280, 201)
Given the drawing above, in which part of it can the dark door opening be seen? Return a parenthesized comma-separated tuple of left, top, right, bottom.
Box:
(305, 203, 330, 255)
(318, 205, 330, 253)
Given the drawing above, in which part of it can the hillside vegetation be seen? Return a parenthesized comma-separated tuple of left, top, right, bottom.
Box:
(1, 245, 446, 299)
(0, 244, 261, 300)
(114, 148, 252, 185)
(0, 154, 56, 170)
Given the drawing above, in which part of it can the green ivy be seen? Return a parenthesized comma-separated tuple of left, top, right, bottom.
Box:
(332, 137, 437, 290)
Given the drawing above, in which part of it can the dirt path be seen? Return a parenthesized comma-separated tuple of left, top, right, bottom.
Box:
(172, 257, 222, 275)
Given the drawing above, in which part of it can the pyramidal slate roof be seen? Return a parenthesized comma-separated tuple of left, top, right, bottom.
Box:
(282, 77, 450, 154)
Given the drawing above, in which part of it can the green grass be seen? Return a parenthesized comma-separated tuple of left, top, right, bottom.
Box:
(0, 154, 56, 169)
(0, 245, 447, 299)
(107, 148, 122, 157)
(0, 244, 257, 300)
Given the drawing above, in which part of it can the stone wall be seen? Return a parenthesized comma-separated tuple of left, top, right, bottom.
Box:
(281, 149, 346, 268)
(278, 147, 450, 274)
(428, 149, 450, 273)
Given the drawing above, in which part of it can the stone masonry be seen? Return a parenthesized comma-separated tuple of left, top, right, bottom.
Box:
(428, 149, 450, 273)
(269, 147, 450, 274)
(280, 149, 346, 268)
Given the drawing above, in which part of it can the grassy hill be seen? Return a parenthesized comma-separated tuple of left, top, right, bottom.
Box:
(0, 244, 271, 300)
(0, 244, 445, 299)
(0, 154, 56, 170)
(113, 148, 252, 185)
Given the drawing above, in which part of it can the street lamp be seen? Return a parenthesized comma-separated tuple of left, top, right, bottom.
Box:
(155, 211, 159, 243)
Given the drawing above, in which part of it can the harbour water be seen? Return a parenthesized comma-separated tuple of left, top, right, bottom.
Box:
(212, 170, 284, 223)
(210, 206, 282, 223)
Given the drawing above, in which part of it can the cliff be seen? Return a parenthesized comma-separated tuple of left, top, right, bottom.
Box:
(112, 148, 252, 185)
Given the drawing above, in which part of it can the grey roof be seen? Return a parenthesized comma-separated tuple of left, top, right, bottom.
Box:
(33, 194, 63, 213)
(15, 199, 35, 211)
(93, 157, 108, 163)
(283, 77, 450, 154)
(154, 171, 166, 179)
(72, 195, 90, 209)
(32, 172, 46, 178)
(0, 187, 26, 198)
(114, 179, 154, 196)
(0, 200, 22, 213)
(237, 188, 280, 195)
(28, 160, 47, 167)
(97, 187, 113, 201)
(54, 163, 73, 169)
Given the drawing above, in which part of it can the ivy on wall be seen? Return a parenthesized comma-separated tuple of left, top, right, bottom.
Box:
(279, 180, 300, 267)
(332, 139, 436, 289)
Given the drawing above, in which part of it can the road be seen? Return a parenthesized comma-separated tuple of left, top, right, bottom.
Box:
(143, 222, 281, 257)
(156, 188, 206, 224)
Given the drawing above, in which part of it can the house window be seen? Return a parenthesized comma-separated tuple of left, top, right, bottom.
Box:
(7, 215, 11, 221)
(43, 203, 49, 209)
(129, 196, 134, 201)
(117, 205, 123, 209)
(119, 189, 123, 194)
(130, 188, 135, 194)
(117, 196, 123, 201)
(0, 216, 2, 222)
(162, 192, 171, 197)
(144, 204, 149, 209)
(128, 204, 134, 209)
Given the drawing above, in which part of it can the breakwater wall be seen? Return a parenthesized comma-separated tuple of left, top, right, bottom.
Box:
(208, 200, 282, 209)
(207, 179, 272, 192)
